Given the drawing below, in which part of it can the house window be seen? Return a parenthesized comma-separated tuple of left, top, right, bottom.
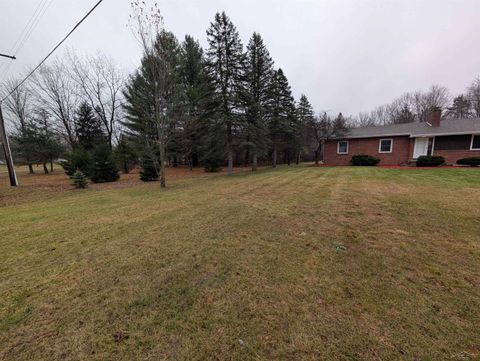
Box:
(472, 135, 480, 150)
(337, 140, 349, 154)
(379, 139, 393, 153)
(435, 135, 472, 150)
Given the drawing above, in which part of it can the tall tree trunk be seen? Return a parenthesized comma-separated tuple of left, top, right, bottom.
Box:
(320, 140, 326, 163)
(296, 151, 300, 165)
(272, 143, 277, 168)
(287, 151, 291, 166)
(43, 162, 49, 174)
(28, 163, 34, 174)
(227, 150, 233, 175)
(252, 148, 258, 172)
(314, 146, 320, 165)
(50, 159, 54, 172)
(159, 143, 166, 188)
(189, 158, 193, 171)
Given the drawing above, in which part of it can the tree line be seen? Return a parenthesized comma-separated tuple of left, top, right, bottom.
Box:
(7, 4, 476, 186)
(351, 79, 480, 127)
(2, 5, 346, 187)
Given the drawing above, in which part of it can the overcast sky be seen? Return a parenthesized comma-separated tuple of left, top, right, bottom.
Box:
(1, 0, 480, 116)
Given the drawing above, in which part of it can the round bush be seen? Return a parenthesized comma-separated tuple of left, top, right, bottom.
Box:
(351, 154, 381, 166)
(416, 155, 445, 167)
(457, 157, 480, 167)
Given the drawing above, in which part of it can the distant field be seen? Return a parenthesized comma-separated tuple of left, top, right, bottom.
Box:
(1, 166, 479, 360)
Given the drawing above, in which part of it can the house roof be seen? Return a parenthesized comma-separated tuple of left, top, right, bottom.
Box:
(342, 118, 480, 139)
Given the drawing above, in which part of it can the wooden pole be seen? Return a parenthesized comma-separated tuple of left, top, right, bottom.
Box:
(0, 103, 18, 186)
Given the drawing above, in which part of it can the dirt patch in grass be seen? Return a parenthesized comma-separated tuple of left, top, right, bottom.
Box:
(0, 164, 263, 207)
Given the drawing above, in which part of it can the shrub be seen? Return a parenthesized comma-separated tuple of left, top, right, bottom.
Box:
(89, 145, 120, 183)
(61, 148, 92, 177)
(71, 170, 88, 189)
(457, 157, 480, 167)
(351, 154, 380, 166)
(416, 155, 445, 167)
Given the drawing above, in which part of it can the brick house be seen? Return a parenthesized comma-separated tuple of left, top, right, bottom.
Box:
(324, 109, 480, 165)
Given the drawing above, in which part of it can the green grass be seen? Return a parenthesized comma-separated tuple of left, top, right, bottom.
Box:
(1, 166, 480, 360)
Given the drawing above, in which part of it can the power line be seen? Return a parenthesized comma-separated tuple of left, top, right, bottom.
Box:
(0, 0, 51, 79)
(1, 0, 104, 102)
(14, 0, 55, 57)
(9, 0, 50, 56)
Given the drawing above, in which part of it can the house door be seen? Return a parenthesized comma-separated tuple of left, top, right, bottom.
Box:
(413, 138, 429, 159)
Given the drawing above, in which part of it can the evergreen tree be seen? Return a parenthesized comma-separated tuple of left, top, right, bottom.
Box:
(244, 32, 275, 171)
(34, 111, 64, 173)
(179, 35, 211, 170)
(75, 102, 105, 150)
(12, 112, 63, 174)
(140, 154, 159, 182)
(395, 105, 415, 124)
(12, 122, 38, 171)
(123, 30, 182, 187)
(71, 170, 89, 189)
(113, 134, 138, 174)
(447, 95, 472, 119)
(266, 69, 295, 168)
(61, 148, 92, 177)
(294, 94, 315, 164)
(206, 12, 246, 175)
(89, 144, 120, 183)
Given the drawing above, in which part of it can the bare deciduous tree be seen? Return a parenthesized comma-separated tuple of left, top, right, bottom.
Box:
(30, 61, 79, 147)
(467, 77, 480, 118)
(310, 112, 348, 165)
(352, 85, 450, 127)
(128, 0, 170, 188)
(1, 78, 34, 173)
(68, 51, 125, 149)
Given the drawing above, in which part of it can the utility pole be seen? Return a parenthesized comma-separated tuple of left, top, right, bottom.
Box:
(0, 51, 19, 186)
(0, 103, 18, 186)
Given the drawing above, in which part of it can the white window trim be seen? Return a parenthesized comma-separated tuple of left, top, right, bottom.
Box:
(337, 140, 349, 155)
(471, 134, 480, 150)
(379, 138, 393, 154)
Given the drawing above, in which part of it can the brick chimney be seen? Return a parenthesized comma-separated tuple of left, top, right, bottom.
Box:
(427, 107, 442, 127)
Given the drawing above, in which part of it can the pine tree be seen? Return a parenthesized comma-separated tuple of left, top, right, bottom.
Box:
(123, 30, 182, 188)
(447, 95, 472, 119)
(89, 144, 120, 183)
(35, 113, 64, 174)
(179, 35, 211, 170)
(75, 102, 105, 150)
(206, 12, 246, 175)
(140, 155, 159, 182)
(266, 69, 295, 168)
(71, 170, 89, 189)
(12, 122, 38, 172)
(294, 95, 315, 163)
(61, 148, 92, 177)
(244, 32, 274, 171)
(113, 134, 137, 174)
(395, 105, 415, 124)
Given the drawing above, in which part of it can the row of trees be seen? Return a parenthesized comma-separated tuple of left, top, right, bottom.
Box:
(352, 78, 480, 127)
(1, 5, 348, 186)
(2, 51, 125, 175)
(123, 4, 345, 187)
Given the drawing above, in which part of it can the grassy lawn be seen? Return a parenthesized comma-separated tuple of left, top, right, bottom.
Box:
(1, 166, 479, 360)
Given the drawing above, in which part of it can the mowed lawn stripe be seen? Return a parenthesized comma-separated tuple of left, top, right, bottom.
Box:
(1, 166, 479, 360)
